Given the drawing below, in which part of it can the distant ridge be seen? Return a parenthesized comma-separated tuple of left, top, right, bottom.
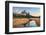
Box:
(13, 13, 40, 18)
(13, 10, 40, 18)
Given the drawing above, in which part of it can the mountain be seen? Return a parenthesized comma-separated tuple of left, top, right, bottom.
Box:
(13, 13, 40, 18)
(13, 10, 40, 18)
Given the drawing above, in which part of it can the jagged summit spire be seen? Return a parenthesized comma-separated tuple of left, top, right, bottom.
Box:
(21, 10, 27, 14)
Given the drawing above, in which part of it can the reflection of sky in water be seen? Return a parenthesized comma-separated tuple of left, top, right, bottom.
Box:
(25, 21, 37, 27)
(13, 7, 40, 27)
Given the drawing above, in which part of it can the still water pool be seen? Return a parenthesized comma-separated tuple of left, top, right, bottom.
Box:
(25, 21, 38, 27)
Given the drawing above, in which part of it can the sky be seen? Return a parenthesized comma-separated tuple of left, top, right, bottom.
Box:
(13, 7, 40, 16)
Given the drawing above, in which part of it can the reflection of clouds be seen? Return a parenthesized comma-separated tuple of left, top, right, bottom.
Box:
(25, 20, 37, 27)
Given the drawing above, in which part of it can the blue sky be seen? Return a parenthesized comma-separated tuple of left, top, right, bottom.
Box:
(13, 7, 40, 16)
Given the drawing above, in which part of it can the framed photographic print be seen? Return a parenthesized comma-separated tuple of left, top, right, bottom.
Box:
(5, 1, 45, 34)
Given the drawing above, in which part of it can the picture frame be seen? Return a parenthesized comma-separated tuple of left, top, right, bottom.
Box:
(5, 1, 45, 34)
